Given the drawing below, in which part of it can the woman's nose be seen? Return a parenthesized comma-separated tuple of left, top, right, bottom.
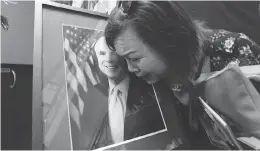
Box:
(126, 60, 138, 73)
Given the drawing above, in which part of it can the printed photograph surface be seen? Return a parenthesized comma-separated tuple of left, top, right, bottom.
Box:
(62, 24, 167, 150)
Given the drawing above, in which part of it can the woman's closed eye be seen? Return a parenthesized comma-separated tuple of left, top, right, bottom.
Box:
(129, 57, 141, 62)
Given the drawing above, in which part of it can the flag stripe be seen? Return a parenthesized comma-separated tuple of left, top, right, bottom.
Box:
(63, 29, 86, 132)
(63, 27, 103, 134)
(66, 69, 85, 115)
(69, 101, 81, 130)
(84, 60, 98, 85)
(65, 45, 87, 92)
(65, 57, 87, 110)
(65, 45, 98, 86)
(66, 81, 79, 110)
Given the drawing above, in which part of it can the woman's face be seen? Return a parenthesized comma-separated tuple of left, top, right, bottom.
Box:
(114, 27, 168, 84)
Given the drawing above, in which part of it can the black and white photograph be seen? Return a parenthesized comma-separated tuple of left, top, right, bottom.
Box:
(62, 24, 167, 150)
(1, 0, 260, 150)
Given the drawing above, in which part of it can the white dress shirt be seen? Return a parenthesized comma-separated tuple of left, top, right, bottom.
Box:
(108, 75, 130, 143)
(108, 76, 130, 118)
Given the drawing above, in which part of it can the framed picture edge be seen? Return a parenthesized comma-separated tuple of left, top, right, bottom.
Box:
(32, 1, 109, 149)
(42, 0, 110, 19)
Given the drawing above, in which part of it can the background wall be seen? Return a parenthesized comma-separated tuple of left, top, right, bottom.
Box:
(1, 1, 35, 65)
(1, 1, 34, 149)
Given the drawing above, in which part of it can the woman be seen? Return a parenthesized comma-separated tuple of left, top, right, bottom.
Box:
(104, 1, 260, 149)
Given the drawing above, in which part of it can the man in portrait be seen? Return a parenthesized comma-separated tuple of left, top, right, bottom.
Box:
(89, 36, 166, 149)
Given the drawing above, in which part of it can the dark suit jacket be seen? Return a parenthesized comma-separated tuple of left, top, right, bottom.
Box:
(107, 81, 217, 150)
(91, 76, 217, 150)
(90, 74, 165, 149)
(88, 74, 219, 150)
(124, 74, 165, 140)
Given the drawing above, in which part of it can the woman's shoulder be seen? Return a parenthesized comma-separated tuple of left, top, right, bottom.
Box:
(207, 30, 260, 71)
(207, 29, 260, 71)
(209, 29, 240, 47)
(208, 29, 259, 49)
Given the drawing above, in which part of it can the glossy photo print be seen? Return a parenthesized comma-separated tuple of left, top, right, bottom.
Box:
(62, 24, 167, 150)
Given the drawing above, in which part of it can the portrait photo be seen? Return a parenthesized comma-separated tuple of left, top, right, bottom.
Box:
(61, 24, 167, 150)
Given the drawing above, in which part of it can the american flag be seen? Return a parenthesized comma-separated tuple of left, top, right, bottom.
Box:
(62, 25, 103, 131)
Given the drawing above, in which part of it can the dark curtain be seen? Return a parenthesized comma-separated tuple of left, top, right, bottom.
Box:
(180, 1, 260, 45)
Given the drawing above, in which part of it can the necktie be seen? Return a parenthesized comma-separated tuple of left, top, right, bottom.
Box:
(108, 88, 125, 143)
